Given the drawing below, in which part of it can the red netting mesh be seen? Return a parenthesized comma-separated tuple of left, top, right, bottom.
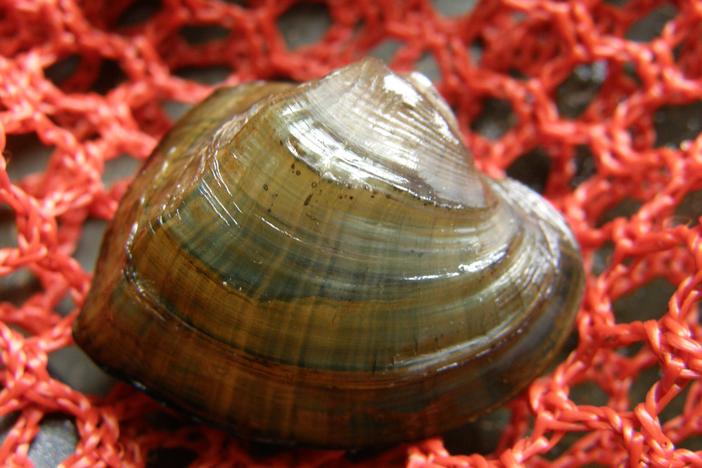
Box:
(0, 0, 701, 466)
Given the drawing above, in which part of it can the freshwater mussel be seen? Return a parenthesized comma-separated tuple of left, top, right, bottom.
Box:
(73, 58, 585, 448)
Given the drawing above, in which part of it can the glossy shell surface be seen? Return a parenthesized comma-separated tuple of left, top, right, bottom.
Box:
(73, 58, 585, 448)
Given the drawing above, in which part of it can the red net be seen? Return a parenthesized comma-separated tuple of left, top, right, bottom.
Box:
(1, 0, 701, 466)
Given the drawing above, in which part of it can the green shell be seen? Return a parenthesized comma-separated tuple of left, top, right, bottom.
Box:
(73, 58, 584, 448)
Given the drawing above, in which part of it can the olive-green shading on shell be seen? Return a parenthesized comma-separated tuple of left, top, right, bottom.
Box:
(73, 58, 585, 448)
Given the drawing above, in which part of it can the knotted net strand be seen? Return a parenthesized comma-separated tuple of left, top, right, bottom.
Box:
(0, 0, 701, 466)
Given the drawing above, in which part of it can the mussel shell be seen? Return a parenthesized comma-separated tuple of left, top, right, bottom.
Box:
(73, 59, 584, 448)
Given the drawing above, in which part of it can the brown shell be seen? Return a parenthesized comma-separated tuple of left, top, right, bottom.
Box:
(73, 58, 585, 448)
